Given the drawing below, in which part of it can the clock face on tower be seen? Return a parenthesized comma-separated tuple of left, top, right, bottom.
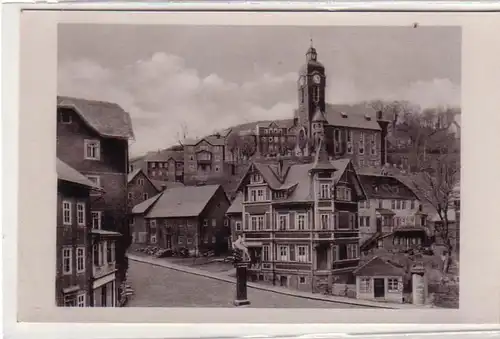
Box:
(312, 74, 321, 84)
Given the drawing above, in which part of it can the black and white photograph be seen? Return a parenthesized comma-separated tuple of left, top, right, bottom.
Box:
(55, 24, 461, 309)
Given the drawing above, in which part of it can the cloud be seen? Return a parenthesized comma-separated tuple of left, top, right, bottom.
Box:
(58, 52, 460, 157)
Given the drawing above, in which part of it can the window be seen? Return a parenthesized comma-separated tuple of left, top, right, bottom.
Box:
(336, 186, 352, 201)
(251, 173, 263, 183)
(388, 278, 399, 292)
(297, 246, 308, 262)
(128, 192, 133, 200)
(299, 276, 307, 285)
(251, 216, 258, 231)
(411, 200, 416, 209)
(263, 245, 270, 261)
(91, 211, 101, 229)
(279, 246, 288, 261)
(256, 189, 265, 201)
(257, 216, 264, 230)
(396, 200, 401, 210)
(76, 202, 85, 226)
(212, 236, 216, 243)
(150, 220, 157, 244)
(86, 175, 101, 195)
(64, 294, 77, 307)
(312, 86, 320, 102)
(76, 247, 85, 273)
(60, 110, 72, 124)
(110, 242, 115, 262)
(235, 221, 242, 231)
(143, 193, 148, 200)
(203, 219, 208, 227)
(347, 243, 359, 259)
(77, 293, 86, 307)
(320, 214, 329, 230)
(358, 133, 365, 155)
(151, 170, 156, 177)
(347, 131, 353, 154)
(179, 236, 185, 244)
(359, 278, 371, 293)
(320, 183, 331, 199)
(84, 140, 100, 160)
(278, 214, 289, 230)
(107, 242, 113, 263)
(359, 216, 370, 227)
(62, 201, 72, 225)
(99, 243, 105, 266)
(297, 214, 307, 230)
(151, 162, 156, 168)
(370, 134, 376, 155)
(334, 129, 341, 153)
(215, 166, 220, 172)
(265, 213, 271, 230)
(62, 247, 72, 275)
(391, 200, 396, 209)
(138, 178, 144, 186)
(378, 199, 383, 209)
(212, 219, 216, 227)
(187, 238, 193, 244)
(402, 200, 407, 209)
(93, 244, 99, 266)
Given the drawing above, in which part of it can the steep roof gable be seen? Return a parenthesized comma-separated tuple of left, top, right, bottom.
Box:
(131, 192, 164, 215)
(57, 96, 134, 139)
(57, 158, 103, 191)
(353, 256, 405, 276)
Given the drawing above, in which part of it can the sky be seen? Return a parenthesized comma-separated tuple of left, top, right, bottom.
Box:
(58, 24, 461, 157)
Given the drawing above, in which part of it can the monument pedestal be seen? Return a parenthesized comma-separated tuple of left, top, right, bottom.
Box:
(233, 262, 251, 306)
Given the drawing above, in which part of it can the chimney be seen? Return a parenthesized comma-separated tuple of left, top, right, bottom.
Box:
(376, 110, 383, 120)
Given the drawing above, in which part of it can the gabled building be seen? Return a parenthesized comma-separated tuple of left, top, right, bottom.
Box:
(56, 158, 103, 307)
(130, 185, 231, 255)
(56, 96, 135, 285)
(144, 149, 184, 182)
(127, 168, 162, 210)
(234, 138, 366, 293)
(183, 134, 227, 184)
(226, 192, 244, 246)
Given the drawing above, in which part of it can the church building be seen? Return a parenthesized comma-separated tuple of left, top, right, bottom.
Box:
(290, 44, 391, 170)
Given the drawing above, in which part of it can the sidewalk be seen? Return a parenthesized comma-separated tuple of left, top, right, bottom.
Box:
(127, 253, 425, 309)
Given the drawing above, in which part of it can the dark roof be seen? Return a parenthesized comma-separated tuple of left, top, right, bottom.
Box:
(226, 192, 243, 215)
(353, 256, 405, 276)
(56, 158, 103, 191)
(150, 179, 184, 191)
(182, 134, 226, 147)
(127, 168, 142, 183)
(131, 192, 163, 215)
(359, 174, 418, 200)
(310, 138, 336, 172)
(146, 185, 223, 218)
(145, 150, 184, 162)
(57, 96, 134, 139)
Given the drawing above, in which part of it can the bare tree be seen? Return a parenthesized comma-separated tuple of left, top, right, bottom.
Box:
(226, 131, 257, 161)
(411, 148, 460, 259)
(176, 121, 190, 145)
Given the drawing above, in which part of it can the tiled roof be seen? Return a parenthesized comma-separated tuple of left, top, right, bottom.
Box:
(131, 192, 163, 215)
(353, 256, 405, 276)
(57, 158, 103, 191)
(226, 192, 243, 215)
(57, 96, 134, 139)
(146, 185, 222, 218)
(359, 174, 418, 200)
(325, 103, 381, 131)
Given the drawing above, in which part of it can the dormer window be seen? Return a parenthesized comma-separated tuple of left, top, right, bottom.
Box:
(59, 109, 73, 124)
(340, 112, 348, 118)
(336, 186, 352, 201)
(251, 173, 263, 184)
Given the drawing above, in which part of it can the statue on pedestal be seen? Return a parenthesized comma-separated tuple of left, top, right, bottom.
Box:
(231, 235, 251, 306)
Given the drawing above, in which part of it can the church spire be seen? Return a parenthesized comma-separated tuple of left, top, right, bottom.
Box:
(310, 137, 336, 173)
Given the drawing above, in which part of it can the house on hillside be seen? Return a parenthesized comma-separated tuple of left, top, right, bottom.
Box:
(130, 185, 231, 255)
(56, 158, 103, 307)
(127, 168, 163, 210)
(145, 149, 184, 183)
(255, 120, 296, 157)
(234, 138, 366, 293)
(357, 173, 423, 244)
(183, 134, 227, 184)
(56, 96, 134, 286)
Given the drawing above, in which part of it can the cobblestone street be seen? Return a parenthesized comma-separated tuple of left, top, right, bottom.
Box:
(126, 260, 361, 308)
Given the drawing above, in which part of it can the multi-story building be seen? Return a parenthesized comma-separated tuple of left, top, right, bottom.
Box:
(56, 158, 102, 307)
(292, 44, 390, 168)
(256, 121, 296, 157)
(56, 96, 135, 286)
(356, 174, 422, 244)
(145, 150, 184, 182)
(234, 139, 366, 293)
(183, 134, 226, 184)
(130, 185, 231, 255)
(127, 168, 163, 210)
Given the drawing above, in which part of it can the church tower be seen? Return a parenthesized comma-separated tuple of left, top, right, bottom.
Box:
(296, 41, 327, 142)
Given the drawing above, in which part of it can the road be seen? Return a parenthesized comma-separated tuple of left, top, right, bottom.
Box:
(126, 260, 361, 308)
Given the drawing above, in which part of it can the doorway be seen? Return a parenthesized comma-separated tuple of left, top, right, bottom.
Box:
(101, 284, 107, 307)
(279, 276, 288, 287)
(373, 278, 385, 298)
(316, 246, 328, 270)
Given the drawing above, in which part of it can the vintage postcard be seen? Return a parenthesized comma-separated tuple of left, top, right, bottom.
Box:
(12, 9, 500, 326)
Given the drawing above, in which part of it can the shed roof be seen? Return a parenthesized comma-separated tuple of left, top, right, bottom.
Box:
(56, 158, 103, 191)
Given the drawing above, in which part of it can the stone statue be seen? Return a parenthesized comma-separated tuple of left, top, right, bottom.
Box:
(232, 235, 251, 262)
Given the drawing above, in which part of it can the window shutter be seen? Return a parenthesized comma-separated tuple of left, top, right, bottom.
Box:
(265, 212, 270, 230)
(334, 212, 339, 229)
(289, 212, 295, 230)
(244, 213, 249, 230)
(332, 245, 338, 262)
(266, 189, 271, 201)
(307, 210, 312, 230)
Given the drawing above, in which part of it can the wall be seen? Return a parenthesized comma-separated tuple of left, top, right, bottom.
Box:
(355, 275, 403, 303)
(198, 187, 231, 254)
(127, 171, 159, 211)
(130, 215, 147, 244)
(55, 182, 92, 306)
(183, 139, 226, 183)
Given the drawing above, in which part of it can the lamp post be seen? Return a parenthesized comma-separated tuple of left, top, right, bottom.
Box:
(233, 249, 251, 306)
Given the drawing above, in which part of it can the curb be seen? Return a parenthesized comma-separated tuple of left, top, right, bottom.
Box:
(127, 254, 412, 309)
